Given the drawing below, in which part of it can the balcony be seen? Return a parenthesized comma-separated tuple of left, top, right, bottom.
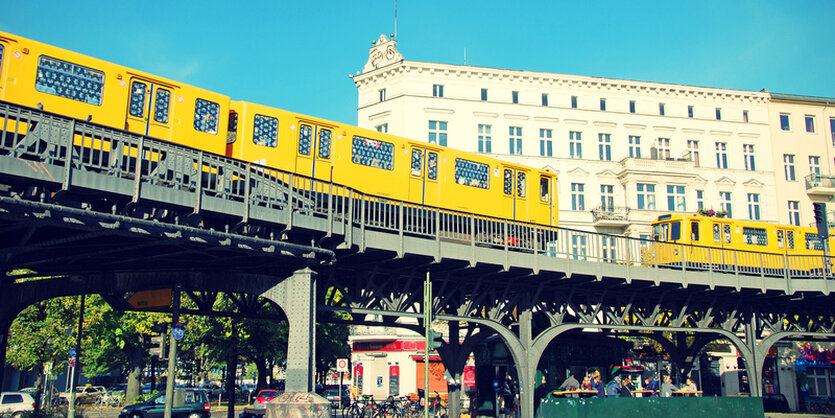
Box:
(805, 173, 835, 198)
(591, 206, 631, 228)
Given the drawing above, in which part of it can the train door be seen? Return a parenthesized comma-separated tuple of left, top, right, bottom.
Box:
(0, 41, 6, 99)
(502, 167, 529, 221)
(408, 146, 440, 207)
(295, 122, 334, 182)
(538, 174, 557, 226)
(125, 77, 174, 140)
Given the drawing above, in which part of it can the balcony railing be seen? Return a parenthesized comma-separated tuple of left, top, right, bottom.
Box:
(806, 173, 835, 191)
(591, 206, 630, 225)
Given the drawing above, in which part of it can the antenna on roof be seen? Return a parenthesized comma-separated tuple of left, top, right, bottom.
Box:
(394, 0, 398, 40)
(464, 48, 467, 65)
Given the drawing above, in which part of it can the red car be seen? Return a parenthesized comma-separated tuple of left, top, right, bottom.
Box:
(252, 390, 278, 410)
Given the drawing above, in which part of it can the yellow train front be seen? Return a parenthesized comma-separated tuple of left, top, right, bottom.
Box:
(649, 214, 834, 276)
(226, 100, 558, 228)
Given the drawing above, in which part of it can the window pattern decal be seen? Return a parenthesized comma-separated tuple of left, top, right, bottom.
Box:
(742, 227, 767, 246)
(253, 115, 278, 147)
(352, 136, 394, 170)
(427, 152, 438, 180)
(318, 129, 332, 159)
(194, 99, 219, 134)
(411, 149, 423, 177)
(724, 225, 732, 244)
(129, 81, 146, 117)
(455, 159, 489, 189)
(154, 89, 171, 123)
(517, 172, 526, 197)
(35, 56, 104, 105)
(504, 169, 513, 195)
(299, 124, 312, 155)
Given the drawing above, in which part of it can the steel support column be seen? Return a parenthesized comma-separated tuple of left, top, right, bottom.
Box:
(261, 267, 317, 392)
(743, 317, 762, 397)
(518, 307, 536, 418)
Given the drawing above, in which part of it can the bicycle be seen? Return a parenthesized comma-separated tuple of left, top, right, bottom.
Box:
(371, 395, 403, 418)
(426, 392, 447, 418)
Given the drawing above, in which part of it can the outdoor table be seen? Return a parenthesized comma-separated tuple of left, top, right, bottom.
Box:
(631, 389, 656, 398)
(551, 390, 599, 398)
(671, 390, 703, 397)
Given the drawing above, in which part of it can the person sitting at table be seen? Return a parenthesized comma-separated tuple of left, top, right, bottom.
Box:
(683, 377, 698, 396)
(593, 373, 606, 398)
(660, 375, 679, 398)
(619, 377, 635, 397)
(606, 376, 622, 397)
(558, 372, 580, 397)
(581, 375, 592, 390)
(643, 376, 659, 396)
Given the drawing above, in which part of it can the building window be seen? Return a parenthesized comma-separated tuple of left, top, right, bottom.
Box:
(688, 140, 700, 166)
(379, 88, 386, 102)
(571, 96, 578, 109)
(539, 128, 553, 157)
(659, 103, 665, 116)
(629, 100, 636, 113)
(788, 201, 800, 226)
(715, 108, 722, 120)
(743, 144, 756, 171)
(541, 93, 548, 106)
(696, 190, 704, 210)
(600, 98, 607, 111)
(830, 117, 835, 146)
(810, 156, 821, 175)
(512, 91, 519, 104)
(637, 183, 656, 210)
(806, 115, 816, 133)
(571, 234, 587, 260)
(569, 131, 582, 159)
(747, 193, 761, 220)
(657, 138, 671, 159)
(599, 134, 611, 160)
(428, 120, 447, 146)
(688, 105, 694, 118)
(601, 185, 614, 210)
(571, 183, 585, 210)
(780, 113, 790, 131)
(629, 136, 641, 158)
(743, 110, 749, 123)
(509, 126, 522, 155)
(784, 154, 796, 181)
(477, 124, 492, 153)
(715, 142, 728, 169)
(481, 88, 488, 101)
(432, 84, 444, 97)
(720, 191, 732, 218)
(667, 185, 686, 212)
(375, 123, 388, 133)
(807, 368, 832, 398)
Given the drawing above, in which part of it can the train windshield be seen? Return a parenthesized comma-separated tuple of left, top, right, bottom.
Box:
(652, 222, 680, 242)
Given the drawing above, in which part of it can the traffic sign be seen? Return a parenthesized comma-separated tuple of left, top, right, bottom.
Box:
(336, 358, 349, 373)
(172, 324, 185, 341)
(69, 348, 77, 358)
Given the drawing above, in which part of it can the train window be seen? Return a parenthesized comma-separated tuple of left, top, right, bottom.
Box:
(713, 224, 720, 242)
(690, 222, 699, 241)
(299, 124, 313, 155)
(503, 170, 513, 195)
(742, 227, 768, 246)
(352, 136, 394, 170)
(540, 177, 550, 202)
(787, 231, 795, 249)
(194, 98, 219, 134)
(318, 129, 332, 159)
(804, 233, 824, 251)
(517, 172, 526, 197)
(670, 222, 681, 241)
(154, 89, 171, 123)
(129, 81, 146, 117)
(724, 225, 732, 244)
(35, 56, 104, 105)
(253, 115, 278, 147)
(427, 152, 438, 180)
(455, 159, 489, 189)
(652, 224, 660, 241)
(226, 112, 238, 144)
(777, 231, 784, 248)
(411, 150, 422, 177)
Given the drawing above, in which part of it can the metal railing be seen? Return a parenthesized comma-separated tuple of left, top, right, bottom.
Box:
(806, 173, 835, 190)
(0, 101, 832, 282)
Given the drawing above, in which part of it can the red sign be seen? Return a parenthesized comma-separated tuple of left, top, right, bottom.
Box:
(389, 364, 400, 377)
(463, 365, 475, 388)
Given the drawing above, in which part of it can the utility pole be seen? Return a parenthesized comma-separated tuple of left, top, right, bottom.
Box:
(423, 271, 431, 418)
(163, 284, 181, 418)
(67, 294, 85, 418)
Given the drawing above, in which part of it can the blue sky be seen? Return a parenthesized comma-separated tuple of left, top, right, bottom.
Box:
(3, 1, 834, 125)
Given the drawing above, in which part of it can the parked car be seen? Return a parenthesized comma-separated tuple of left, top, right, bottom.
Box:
(58, 385, 108, 404)
(0, 392, 36, 417)
(323, 386, 349, 407)
(762, 393, 790, 413)
(199, 384, 221, 398)
(119, 388, 210, 418)
(251, 390, 278, 410)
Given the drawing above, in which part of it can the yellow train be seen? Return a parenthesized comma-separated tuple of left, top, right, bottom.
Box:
(0, 31, 558, 226)
(649, 214, 833, 275)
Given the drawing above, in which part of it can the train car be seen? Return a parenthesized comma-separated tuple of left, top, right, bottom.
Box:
(0, 31, 230, 155)
(227, 101, 558, 226)
(649, 213, 833, 275)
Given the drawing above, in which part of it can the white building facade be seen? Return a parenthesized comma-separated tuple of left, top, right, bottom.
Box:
(352, 35, 834, 237)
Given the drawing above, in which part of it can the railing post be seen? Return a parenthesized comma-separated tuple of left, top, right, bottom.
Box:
(327, 181, 334, 237)
(398, 201, 404, 257)
(62, 120, 76, 191)
(194, 151, 204, 215)
(132, 136, 145, 203)
(243, 163, 251, 224)
(360, 195, 366, 252)
(288, 173, 295, 227)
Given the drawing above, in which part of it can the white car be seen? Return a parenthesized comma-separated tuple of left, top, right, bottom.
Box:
(0, 392, 36, 417)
